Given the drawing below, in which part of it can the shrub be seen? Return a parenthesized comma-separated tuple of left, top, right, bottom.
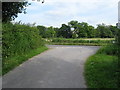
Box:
(96, 44, 118, 56)
(2, 23, 44, 62)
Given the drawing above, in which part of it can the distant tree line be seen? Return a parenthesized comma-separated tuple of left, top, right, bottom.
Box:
(2, 2, 118, 39)
(37, 20, 118, 38)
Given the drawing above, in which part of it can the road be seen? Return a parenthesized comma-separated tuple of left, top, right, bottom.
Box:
(2, 45, 100, 88)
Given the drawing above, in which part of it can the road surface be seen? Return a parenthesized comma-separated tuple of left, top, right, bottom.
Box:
(2, 45, 100, 88)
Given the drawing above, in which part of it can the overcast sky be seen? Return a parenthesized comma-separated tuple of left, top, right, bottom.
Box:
(14, 0, 119, 27)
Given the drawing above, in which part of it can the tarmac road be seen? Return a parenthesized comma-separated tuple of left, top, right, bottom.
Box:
(2, 45, 100, 88)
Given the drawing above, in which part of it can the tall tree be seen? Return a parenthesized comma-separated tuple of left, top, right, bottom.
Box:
(108, 25, 118, 38)
(87, 25, 95, 38)
(96, 24, 113, 38)
(68, 20, 78, 29)
(2, 2, 30, 22)
(58, 24, 72, 38)
(77, 22, 88, 38)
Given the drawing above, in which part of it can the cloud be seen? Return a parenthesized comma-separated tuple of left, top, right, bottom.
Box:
(15, 0, 119, 27)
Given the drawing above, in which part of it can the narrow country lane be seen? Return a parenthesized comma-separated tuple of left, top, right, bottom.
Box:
(2, 45, 100, 88)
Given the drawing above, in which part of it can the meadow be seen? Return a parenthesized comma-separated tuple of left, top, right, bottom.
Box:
(46, 38, 115, 46)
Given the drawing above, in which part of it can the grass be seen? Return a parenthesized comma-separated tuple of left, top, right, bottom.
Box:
(0, 67, 1, 76)
(63, 38, 115, 40)
(0, 45, 1, 76)
(46, 38, 115, 46)
(2, 46, 48, 75)
(84, 44, 118, 88)
(50, 43, 108, 46)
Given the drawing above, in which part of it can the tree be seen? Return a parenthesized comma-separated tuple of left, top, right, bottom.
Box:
(96, 24, 113, 38)
(72, 33, 78, 39)
(37, 25, 47, 38)
(68, 20, 78, 29)
(54, 27, 59, 37)
(108, 25, 118, 38)
(45, 26, 56, 38)
(2, 2, 30, 22)
(76, 22, 88, 38)
(58, 24, 72, 38)
(87, 25, 95, 38)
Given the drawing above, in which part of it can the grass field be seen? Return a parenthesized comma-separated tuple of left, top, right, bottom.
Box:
(84, 44, 118, 88)
(49, 43, 108, 46)
(46, 38, 115, 46)
(2, 46, 48, 75)
(61, 38, 115, 40)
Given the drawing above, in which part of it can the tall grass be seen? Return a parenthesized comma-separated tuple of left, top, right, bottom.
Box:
(96, 44, 118, 55)
(84, 44, 118, 88)
(52, 38, 113, 43)
(47, 38, 114, 46)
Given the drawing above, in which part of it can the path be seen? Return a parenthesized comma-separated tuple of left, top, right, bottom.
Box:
(2, 45, 100, 88)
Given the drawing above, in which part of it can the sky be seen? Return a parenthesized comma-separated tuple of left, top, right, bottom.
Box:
(14, 0, 119, 28)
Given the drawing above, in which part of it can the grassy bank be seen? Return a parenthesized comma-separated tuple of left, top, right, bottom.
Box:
(2, 23, 48, 75)
(49, 43, 108, 46)
(3, 46, 48, 75)
(46, 38, 115, 46)
(84, 45, 118, 88)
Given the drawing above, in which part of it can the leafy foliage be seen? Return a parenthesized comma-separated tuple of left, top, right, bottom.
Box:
(45, 26, 56, 38)
(96, 44, 119, 55)
(2, 2, 30, 22)
(96, 24, 114, 38)
(37, 25, 46, 38)
(58, 24, 72, 38)
(2, 22, 44, 63)
(37, 20, 118, 39)
(37, 26, 56, 38)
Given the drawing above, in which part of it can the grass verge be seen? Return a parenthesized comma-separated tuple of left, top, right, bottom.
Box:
(84, 45, 118, 88)
(49, 43, 108, 46)
(45, 38, 114, 46)
(2, 46, 48, 75)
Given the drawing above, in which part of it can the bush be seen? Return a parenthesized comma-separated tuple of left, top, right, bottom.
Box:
(2, 23, 44, 62)
(97, 44, 118, 56)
